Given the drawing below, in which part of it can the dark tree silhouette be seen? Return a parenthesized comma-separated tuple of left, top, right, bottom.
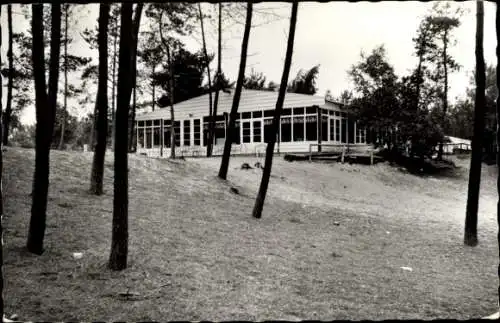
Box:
(198, 3, 214, 157)
(109, 3, 134, 270)
(208, 2, 222, 157)
(90, 4, 110, 195)
(27, 4, 61, 255)
(464, 0, 485, 247)
(58, 4, 69, 150)
(218, 2, 253, 180)
(127, 4, 143, 153)
(495, 0, 500, 309)
(3, 4, 13, 146)
(252, 2, 298, 219)
(0, 5, 5, 319)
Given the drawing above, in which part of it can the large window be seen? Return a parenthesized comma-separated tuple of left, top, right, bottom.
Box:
(329, 119, 334, 141)
(337, 119, 342, 143)
(164, 120, 171, 148)
(145, 128, 152, 148)
(348, 119, 355, 144)
(153, 128, 161, 146)
(321, 116, 328, 142)
(356, 126, 366, 144)
(293, 116, 304, 141)
(281, 117, 291, 142)
(183, 120, 191, 146)
(232, 120, 241, 144)
(341, 119, 347, 143)
(305, 115, 317, 141)
(194, 119, 201, 146)
(174, 121, 181, 147)
(264, 119, 275, 143)
(253, 120, 262, 143)
(138, 128, 145, 148)
(242, 121, 251, 143)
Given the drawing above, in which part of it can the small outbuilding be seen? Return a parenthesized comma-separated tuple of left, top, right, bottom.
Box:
(135, 89, 368, 157)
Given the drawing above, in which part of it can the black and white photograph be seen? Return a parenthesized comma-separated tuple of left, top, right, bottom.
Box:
(0, 0, 499, 321)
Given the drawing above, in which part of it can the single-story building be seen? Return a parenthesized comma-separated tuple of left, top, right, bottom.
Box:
(135, 89, 368, 157)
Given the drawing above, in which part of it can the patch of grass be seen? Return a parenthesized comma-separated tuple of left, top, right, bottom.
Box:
(2, 148, 499, 321)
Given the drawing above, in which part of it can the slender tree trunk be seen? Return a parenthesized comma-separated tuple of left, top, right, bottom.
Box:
(127, 3, 143, 153)
(465, 0, 485, 247)
(0, 5, 5, 318)
(27, 4, 61, 255)
(218, 2, 253, 180)
(252, 2, 298, 219)
(111, 21, 118, 151)
(208, 2, 222, 157)
(167, 45, 176, 158)
(109, 3, 133, 271)
(198, 3, 214, 157)
(152, 65, 156, 111)
(90, 4, 110, 196)
(58, 4, 69, 150)
(438, 29, 449, 161)
(496, 0, 500, 310)
(3, 4, 13, 146)
(158, 13, 176, 158)
(89, 99, 98, 150)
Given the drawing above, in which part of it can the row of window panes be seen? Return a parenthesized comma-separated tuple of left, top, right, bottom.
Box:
(138, 111, 358, 147)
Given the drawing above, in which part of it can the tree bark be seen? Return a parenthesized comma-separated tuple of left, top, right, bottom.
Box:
(198, 3, 214, 157)
(496, 0, 500, 309)
(464, 0, 485, 247)
(109, 3, 133, 271)
(218, 2, 253, 180)
(208, 2, 222, 157)
(127, 3, 143, 153)
(158, 12, 176, 158)
(252, 2, 298, 219)
(111, 19, 118, 152)
(58, 4, 69, 150)
(3, 4, 13, 146)
(438, 28, 449, 161)
(90, 4, 110, 196)
(0, 5, 5, 318)
(27, 3, 61, 255)
(152, 65, 156, 111)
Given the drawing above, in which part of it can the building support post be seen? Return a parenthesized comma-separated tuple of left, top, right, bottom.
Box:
(160, 119, 164, 157)
(317, 106, 322, 153)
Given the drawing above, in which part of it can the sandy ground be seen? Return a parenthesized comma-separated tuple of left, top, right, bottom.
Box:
(2, 148, 499, 321)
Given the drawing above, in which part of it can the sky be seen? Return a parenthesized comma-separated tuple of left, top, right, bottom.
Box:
(0, 1, 497, 125)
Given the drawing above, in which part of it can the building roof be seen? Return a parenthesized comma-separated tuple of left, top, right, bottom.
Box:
(136, 89, 330, 121)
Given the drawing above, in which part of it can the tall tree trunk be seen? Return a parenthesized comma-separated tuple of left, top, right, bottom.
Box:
(218, 2, 252, 179)
(167, 45, 176, 159)
(58, 4, 69, 150)
(109, 3, 133, 271)
(152, 65, 156, 111)
(496, 0, 500, 310)
(198, 3, 214, 157)
(208, 2, 222, 157)
(111, 21, 118, 151)
(27, 4, 61, 255)
(464, 0, 485, 247)
(158, 13, 176, 158)
(127, 3, 143, 153)
(3, 4, 13, 146)
(438, 29, 449, 161)
(90, 4, 110, 196)
(0, 5, 5, 319)
(252, 2, 298, 219)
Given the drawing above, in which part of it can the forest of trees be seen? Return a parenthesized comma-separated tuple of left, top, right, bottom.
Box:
(0, 1, 499, 318)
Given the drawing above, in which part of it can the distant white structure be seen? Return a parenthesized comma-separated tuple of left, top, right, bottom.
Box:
(442, 135, 471, 153)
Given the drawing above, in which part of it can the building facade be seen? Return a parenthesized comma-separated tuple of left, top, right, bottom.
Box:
(135, 89, 367, 157)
